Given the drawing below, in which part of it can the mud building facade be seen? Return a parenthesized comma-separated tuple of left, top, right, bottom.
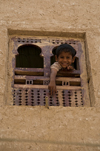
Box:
(0, 0, 100, 151)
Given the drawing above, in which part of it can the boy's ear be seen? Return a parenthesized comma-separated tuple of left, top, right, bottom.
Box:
(55, 55, 58, 61)
(72, 56, 75, 63)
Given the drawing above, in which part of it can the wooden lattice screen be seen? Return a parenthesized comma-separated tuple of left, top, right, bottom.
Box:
(10, 37, 90, 107)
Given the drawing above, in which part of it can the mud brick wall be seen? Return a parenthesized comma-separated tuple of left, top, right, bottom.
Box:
(0, 0, 100, 150)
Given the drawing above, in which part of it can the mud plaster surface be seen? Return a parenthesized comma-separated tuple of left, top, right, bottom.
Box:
(0, 0, 100, 150)
(0, 107, 100, 151)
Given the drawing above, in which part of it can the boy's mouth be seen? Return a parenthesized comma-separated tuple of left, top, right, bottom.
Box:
(61, 63, 68, 66)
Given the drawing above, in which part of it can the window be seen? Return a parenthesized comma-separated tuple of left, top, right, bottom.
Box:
(9, 37, 90, 107)
(16, 44, 43, 68)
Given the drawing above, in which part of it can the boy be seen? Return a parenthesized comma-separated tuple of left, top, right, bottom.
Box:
(48, 43, 76, 95)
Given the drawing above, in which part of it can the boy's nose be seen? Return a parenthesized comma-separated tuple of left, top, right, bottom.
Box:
(63, 58, 67, 61)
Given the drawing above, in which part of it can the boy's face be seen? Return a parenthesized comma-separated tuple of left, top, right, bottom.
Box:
(55, 51, 75, 69)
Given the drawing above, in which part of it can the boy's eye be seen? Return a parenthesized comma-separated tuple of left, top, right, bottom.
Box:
(60, 56, 64, 59)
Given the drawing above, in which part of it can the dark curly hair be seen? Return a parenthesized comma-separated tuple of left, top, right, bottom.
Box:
(56, 44, 76, 58)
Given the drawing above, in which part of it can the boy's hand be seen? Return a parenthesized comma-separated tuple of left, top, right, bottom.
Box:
(67, 65, 74, 70)
(48, 81, 56, 96)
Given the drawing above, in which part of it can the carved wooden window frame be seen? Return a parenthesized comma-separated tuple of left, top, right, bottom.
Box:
(7, 37, 90, 107)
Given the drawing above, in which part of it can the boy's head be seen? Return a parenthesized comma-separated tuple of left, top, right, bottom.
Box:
(56, 43, 76, 58)
(55, 44, 76, 69)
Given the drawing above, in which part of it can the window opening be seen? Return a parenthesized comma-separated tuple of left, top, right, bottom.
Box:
(16, 44, 43, 68)
(10, 37, 90, 107)
(72, 57, 80, 70)
(51, 47, 80, 70)
(51, 46, 57, 65)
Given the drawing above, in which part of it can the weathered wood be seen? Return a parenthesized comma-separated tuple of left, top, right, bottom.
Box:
(57, 70, 80, 77)
(15, 68, 44, 76)
(14, 84, 82, 90)
(14, 75, 81, 82)
(77, 90, 82, 107)
(14, 89, 20, 106)
(70, 91, 76, 107)
(58, 90, 63, 106)
(22, 89, 26, 105)
(40, 90, 44, 105)
(64, 90, 69, 106)
(34, 89, 38, 106)
(15, 68, 80, 77)
(11, 38, 89, 107)
(27, 89, 32, 106)
(15, 68, 44, 72)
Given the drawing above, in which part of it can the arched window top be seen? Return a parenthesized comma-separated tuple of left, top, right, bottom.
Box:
(17, 44, 41, 55)
(52, 46, 58, 55)
(16, 44, 43, 68)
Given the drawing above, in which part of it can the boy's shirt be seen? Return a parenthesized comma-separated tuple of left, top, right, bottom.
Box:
(51, 62, 62, 71)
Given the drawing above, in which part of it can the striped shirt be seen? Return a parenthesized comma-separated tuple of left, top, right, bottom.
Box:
(51, 62, 62, 71)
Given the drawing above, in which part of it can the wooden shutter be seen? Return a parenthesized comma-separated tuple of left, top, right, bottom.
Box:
(10, 37, 90, 107)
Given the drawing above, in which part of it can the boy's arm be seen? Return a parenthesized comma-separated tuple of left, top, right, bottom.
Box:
(48, 68, 57, 95)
